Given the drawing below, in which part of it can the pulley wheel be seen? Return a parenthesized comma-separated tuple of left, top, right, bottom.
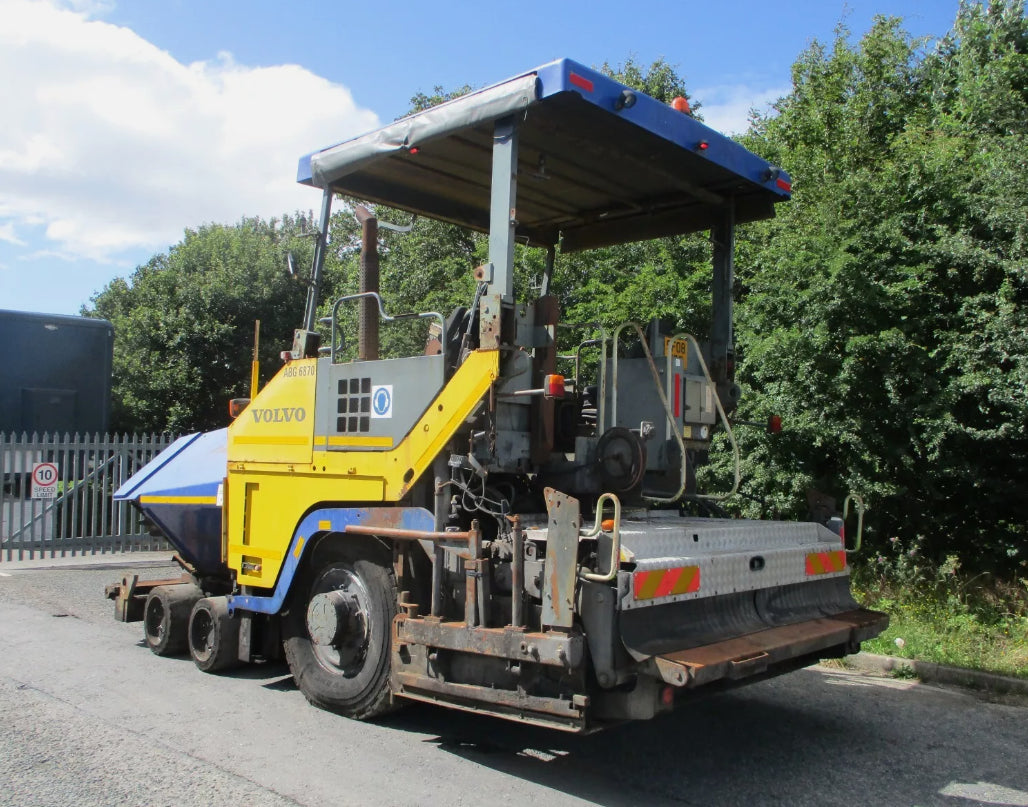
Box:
(596, 427, 646, 493)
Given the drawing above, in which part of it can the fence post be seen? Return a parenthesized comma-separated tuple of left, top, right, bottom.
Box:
(1, 432, 6, 562)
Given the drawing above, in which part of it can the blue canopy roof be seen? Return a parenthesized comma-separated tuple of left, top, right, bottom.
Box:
(298, 58, 790, 251)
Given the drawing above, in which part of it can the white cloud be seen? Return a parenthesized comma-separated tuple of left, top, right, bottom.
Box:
(0, 222, 26, 246)
(57, 0, 114, 14)
(0, 0, 380, 262)
(694, 83, 790, 136)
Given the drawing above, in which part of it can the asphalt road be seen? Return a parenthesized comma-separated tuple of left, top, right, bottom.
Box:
(1, 557, 1026, 807)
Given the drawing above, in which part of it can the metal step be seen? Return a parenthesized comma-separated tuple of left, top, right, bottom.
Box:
(651, 607, 889, 688)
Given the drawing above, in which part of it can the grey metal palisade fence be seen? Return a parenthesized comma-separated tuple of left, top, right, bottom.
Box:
(0, 432, 177, 561)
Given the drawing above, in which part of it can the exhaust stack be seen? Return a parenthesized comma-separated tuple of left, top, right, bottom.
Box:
(354, 205, 379, 361)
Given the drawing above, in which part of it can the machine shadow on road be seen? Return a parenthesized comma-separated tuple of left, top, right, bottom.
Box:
(372, 681, 846, 806)
(201, 652, 1027, 806)
(372, 668, 1026, 807)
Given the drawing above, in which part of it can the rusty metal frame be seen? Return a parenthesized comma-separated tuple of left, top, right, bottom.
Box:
(343, 523, 476, 546)
(394, 672, 587, 731)
(394, 617, 583, 668)
(104, 571, 193, 622)
(346, 519, 486, 626)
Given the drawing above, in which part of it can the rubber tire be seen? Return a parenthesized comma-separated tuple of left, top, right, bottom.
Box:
(188, 596, 241, 673)
(143, 584, 202, 656)
(283, 543, 398, 720)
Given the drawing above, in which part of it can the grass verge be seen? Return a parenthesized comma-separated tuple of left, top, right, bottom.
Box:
(852, 553, 1028, 680)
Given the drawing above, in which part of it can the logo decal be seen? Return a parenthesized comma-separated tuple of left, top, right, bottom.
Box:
(371, 385, 393, 418)
(251, 407, 307, 424)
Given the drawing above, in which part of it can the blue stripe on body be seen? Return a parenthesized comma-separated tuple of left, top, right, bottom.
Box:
(228, 506, 434, 615)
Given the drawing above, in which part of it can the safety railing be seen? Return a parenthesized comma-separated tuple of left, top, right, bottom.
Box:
(320, 292, 444, 364)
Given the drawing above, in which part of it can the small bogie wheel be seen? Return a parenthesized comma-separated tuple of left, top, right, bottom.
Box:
(188, 596, 241, 673)
(283, 542, 398, 720)
(143, 584, 201, 656)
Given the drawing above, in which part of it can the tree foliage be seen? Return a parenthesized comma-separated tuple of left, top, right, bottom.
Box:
(733, 1, 1028, 574)
(85, 215, 322, 432)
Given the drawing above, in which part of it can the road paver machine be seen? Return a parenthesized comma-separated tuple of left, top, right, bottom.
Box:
(110, 58, 887, 731)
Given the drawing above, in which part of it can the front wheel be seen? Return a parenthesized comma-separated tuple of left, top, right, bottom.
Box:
(282, 542, 398, 719)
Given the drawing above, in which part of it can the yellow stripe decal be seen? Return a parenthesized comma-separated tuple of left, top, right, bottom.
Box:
(139, 495, 218, 505)
(670, 566, 700, 595)
(636, 571, 664, 600)
(232, 435, 309, 446)
(325, 435, 394, 448)
(314, 435, 394, 448)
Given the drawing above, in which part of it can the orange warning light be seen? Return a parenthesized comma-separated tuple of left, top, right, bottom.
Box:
(671, 96, 691, 114)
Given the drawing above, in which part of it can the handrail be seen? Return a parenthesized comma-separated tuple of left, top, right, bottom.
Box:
(576, 330, 609, 432)
(611, 322, 687, 503)
(579, 492, 622, 582)
(843, 492, 866, 553)
(322, 291, 444, 363)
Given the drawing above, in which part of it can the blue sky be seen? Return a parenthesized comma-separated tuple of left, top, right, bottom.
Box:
(1, 0, 961, 316)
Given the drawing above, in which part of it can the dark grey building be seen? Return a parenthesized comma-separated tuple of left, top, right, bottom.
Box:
(0, 310, 113, 436)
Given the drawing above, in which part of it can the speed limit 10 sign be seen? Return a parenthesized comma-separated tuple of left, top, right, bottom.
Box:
(31, 462, 59, 499)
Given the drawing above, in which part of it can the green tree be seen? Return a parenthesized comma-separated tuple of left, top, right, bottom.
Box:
(408, 84, 474, 114)
(85, 215, 322, 432)
(732, 3, 1028, 574)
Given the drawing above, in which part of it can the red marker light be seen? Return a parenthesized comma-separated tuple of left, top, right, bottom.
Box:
(409, 146, 420, 155)
(767, 415, 782, 434)
(569, 72, 594, 93)
(671, 96, 691, 114)
(776, 177, 792, 192)
(544, 374, 566, 399)
(661, 686, 675, 706)
(697, 140, 709, 151)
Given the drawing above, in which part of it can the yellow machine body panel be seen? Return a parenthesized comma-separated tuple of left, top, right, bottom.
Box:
(225, 349, 499, 587)
(227, 359, 318, 465)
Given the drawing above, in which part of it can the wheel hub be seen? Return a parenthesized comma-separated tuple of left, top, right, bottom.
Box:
(306, 568, 371, 675)
(307, 590, 363, 646)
